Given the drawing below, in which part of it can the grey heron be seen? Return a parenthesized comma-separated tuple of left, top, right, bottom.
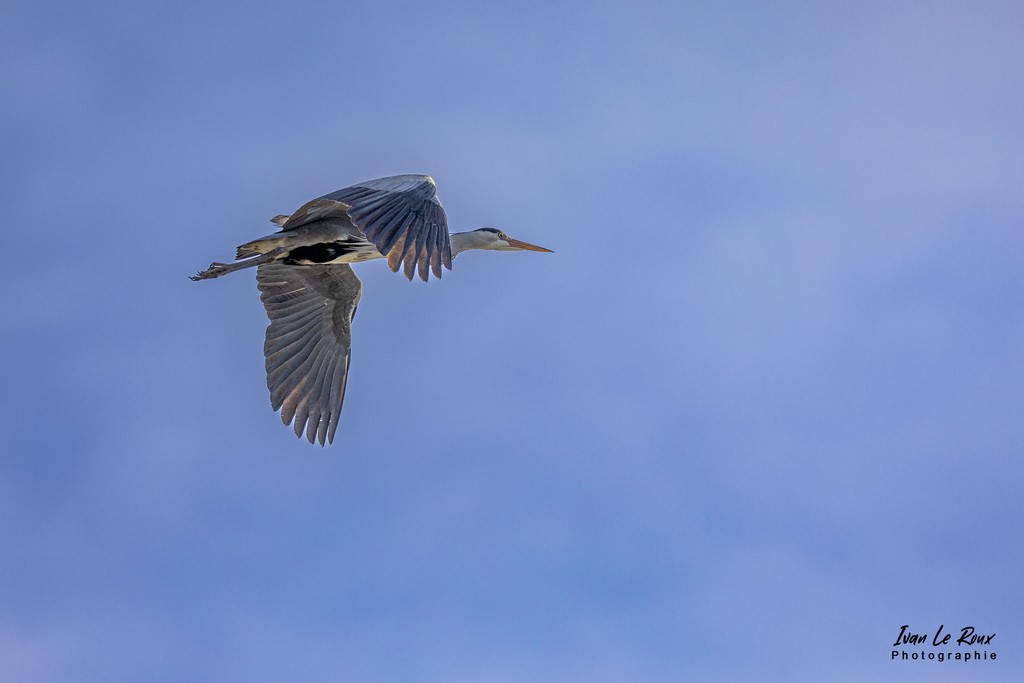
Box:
(192, 174, 552, 445)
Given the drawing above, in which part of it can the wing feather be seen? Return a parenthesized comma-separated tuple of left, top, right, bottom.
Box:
(374, 210, 415, 254)
(296, 345, 334, 441)
(257, 263, 361, 445)
(266, 326, 322, 382)
(274, 337, 328, 416)
(290, 339, 332, 419)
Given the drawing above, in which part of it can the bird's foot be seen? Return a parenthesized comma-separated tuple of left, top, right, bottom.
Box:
(190, 262, 230, 281)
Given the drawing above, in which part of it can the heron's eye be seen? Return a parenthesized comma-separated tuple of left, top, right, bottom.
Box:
(498, 232, 507, 240)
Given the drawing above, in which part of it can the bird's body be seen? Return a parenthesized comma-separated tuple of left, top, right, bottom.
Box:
(236, 220, 393, 268)
(192, 174, 551, 445)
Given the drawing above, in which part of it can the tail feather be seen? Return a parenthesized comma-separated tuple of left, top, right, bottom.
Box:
(236, 244, 261, 259)
(236, 232, 294, 260)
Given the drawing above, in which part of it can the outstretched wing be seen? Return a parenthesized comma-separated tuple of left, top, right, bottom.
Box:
(284, 174, 452, 282)
(256, 263, 362, 445)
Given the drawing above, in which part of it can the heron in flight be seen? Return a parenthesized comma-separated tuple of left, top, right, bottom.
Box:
(192, 174, 552, 445)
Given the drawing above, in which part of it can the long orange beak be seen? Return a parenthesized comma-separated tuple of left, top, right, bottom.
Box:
(506, 237, 554, 253)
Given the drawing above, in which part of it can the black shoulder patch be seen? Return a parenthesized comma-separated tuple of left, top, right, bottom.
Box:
(284, 241, 353, 264)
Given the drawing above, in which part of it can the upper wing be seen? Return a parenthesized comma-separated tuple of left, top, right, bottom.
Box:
(256, 263, 362, 445)
(277, 198, 351, 228)
(284, 174, 452, 282)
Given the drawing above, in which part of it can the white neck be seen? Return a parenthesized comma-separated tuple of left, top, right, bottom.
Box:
(449, 230, 492, 258)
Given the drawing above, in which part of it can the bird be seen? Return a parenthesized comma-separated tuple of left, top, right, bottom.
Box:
(191, 174, 552, 445)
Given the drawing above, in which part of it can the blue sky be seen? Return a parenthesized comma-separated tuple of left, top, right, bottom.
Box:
(3, 1, 1022, 680)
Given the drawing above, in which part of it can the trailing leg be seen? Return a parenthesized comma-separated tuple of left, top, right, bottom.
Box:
(190, 248, 288, 281)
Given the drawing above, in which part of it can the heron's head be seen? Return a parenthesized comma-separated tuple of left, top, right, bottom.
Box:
(470, 227, 553, 253)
